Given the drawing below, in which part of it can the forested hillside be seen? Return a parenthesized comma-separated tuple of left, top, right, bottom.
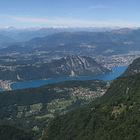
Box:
(43, 58, 140, 140)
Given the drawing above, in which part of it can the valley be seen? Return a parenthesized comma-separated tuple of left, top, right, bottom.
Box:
(0, 0, 140, 139)
(1, 29, 140, 91)
(0, 54, 139, 140)
(0, 28, 140, 140)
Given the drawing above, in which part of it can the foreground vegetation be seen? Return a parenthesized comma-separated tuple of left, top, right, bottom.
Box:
(43, 73, 140, 140)
(0, 80, 107, 139)
(0, 125, 33, 140)
(1, 57, 140, 140)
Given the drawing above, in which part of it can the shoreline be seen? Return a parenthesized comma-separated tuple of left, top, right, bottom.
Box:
(0, 65, 128, 91)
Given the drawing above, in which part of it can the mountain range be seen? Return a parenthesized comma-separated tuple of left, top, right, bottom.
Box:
(0, 55, 109, 82)
(0, 28, 140, 140)
(1, 28, 140, 56)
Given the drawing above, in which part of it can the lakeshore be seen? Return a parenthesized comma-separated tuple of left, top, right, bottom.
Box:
(11, 66, 127, 91)
(0, 66, 127, 91)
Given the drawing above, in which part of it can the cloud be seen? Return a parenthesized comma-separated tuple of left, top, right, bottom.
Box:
(1, 15, 140, 28)
(10, 16, 111, 27)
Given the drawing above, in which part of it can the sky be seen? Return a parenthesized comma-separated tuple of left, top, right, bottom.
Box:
(0, 0, 140, 28)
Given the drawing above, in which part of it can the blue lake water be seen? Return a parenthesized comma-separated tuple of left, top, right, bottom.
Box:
(11, 66, 128, 90)
(0, 88, 3, 92)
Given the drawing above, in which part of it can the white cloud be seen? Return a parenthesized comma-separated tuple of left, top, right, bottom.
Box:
(1, 15, 140, 28)
(10, 16, 109, 27)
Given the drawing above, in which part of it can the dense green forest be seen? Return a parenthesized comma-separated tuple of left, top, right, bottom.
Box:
(43, 73, 140, 140)
(0, 80, 106, 139)
(0, 125, 33, 140)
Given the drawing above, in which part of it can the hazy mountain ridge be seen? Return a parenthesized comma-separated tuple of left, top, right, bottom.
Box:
(0, 34, 15, 48)
(1, 29, 140, 56)
(0, 27, 114, 42)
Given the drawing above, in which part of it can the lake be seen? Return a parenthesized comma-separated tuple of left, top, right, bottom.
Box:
(0, 88, 3, 92)
(11, 66, 128, 90)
